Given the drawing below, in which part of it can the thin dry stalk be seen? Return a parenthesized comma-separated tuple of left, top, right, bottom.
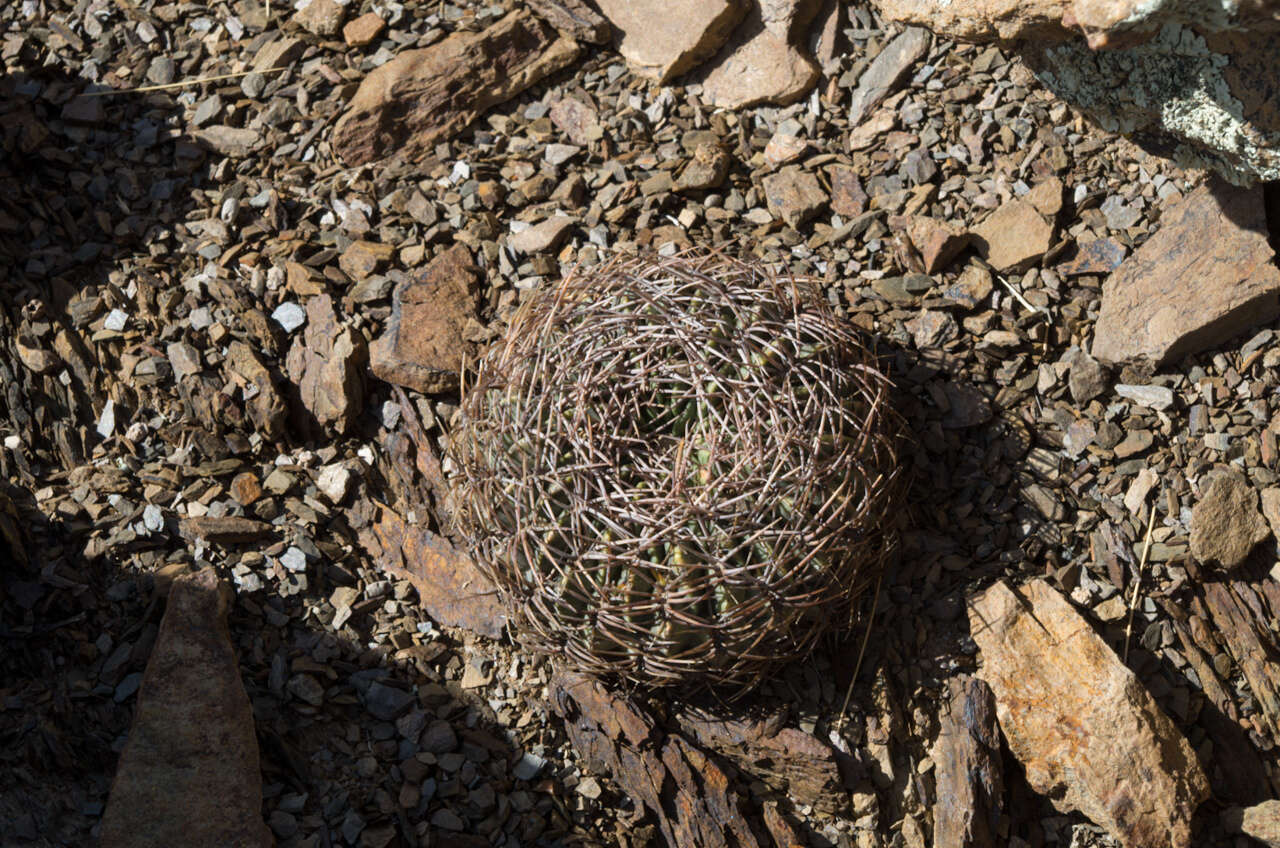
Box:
(449, 250, 906, 692)
(1123, 499, 1157, 662)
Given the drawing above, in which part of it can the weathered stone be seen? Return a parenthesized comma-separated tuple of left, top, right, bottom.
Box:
(1199, 580, 1280, 740)
(971, 198, 1055, 271)
(594, 0, 745, 82)
(674, 706, 847, 814)
(1059, 237, 1126, 276)
(906, 309, 958, 349)
(370, 245, 480, 395)
(285, 294, 367, 435)
(1190, 469, 1269, 569)
(760, 166, 827, 227)
(367, 506, 506, 639)
(343, 11, 386, 47)
(509, 216, 574, 254)
(970, 579, 1209, 848)
(1091, 181, 1280, 365)
(178, 516, 274, 545)
(1226, 800, 1280, 847)
(338, 240, 395, 281)
(941, 264, 993, 309)
(100, 569, 271, 848)
(549, 97, 602, 146)
(549, 671, 764, 848)
(1114, 383, 1174, 410)
(828, 165, 868, 217)
(699, 0, 823, 109)
(848, 27, 930, 124)
(527, 0, 612, 43)
(931, 675, 1003, 848)
(1067, 350, 1109, 404)
(292, 0, 344, 37)
(675, 142, 731, 191)
(907, 216, 971, 273)
(224, 341, 287, 440)
(195, 125, 260, 158)
(333, 10, 580, 167)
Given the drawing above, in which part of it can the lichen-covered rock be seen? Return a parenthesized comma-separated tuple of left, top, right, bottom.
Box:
(1027, 25, 1280, 185)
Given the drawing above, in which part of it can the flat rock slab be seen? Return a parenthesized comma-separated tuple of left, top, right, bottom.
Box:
(971, 196, 1056, 272)
(100, 569, 271, 848)
(970, 579, 1208, 848)
(931, 675, 1004, 848)
(286, 293, 367, 436)
(699, 0, 822, 109)
(595, 0, 745, 83)
(1227, 800, 1280, 846)
(1189, 469, 1269, 569)
(333, 10, 579, 166)
(370, 244, 481, 395)
(848, 26, 930, 124)
(1092, 181, 1280, 366)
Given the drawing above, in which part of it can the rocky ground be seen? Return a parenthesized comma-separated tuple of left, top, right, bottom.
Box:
(3, 0, 1280, 846)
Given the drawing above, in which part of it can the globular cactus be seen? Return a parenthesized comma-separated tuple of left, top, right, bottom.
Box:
(449, 251, 905, 691)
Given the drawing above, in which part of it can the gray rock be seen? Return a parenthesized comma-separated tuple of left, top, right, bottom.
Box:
(420, 719, 458, 754)
(1114, 383, 1174, 410)
(848, 27, 931, 124)
(363, 681, 415, 721)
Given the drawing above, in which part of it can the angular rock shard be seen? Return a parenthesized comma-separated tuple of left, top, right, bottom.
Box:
(527, 0, 612, 43)
(931, 675, 1004, 848)
(100, 569, 271, 848)
(848, 27, 930, 125)
(699, 0, 823, 109)
(969, 579, 1209, 848)
(1091, 181, 1280, 366)
(332, 10, 580, 166)
(594, 0, 746, 83)
(366, 506, 507, 640)
(370, 244, 481, 395)
(549, 671, 764, 848)
(1189, 469, 1269, 569)
(285, 293, 367, 436)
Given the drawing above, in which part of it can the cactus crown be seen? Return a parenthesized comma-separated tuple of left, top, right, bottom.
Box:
(450, 251, 905, 691)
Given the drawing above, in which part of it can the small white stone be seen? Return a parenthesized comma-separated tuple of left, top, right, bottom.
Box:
(3, 435, 20, 450)
(272, 302, 307, 332)
(316, 464, 353, 503)
(281, 546, 308, 573)
(1115, 383, 1175, 411)
(103, 309, 128, 332)
(512, 752, 545, 781)
(97, 399, 116, 438)
(142, 504, 164, 533)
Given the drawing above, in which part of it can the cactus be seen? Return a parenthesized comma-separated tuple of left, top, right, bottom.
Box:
(449, 251, 905, 692)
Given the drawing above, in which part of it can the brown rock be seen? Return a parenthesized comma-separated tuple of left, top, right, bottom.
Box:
(1190, 469, 1269, 569)
(1199, 580, 1280, 740)
(195, 125, 260, 158)
(1067, 350, 1110, 404)
(675, 142, 731, 191)
(761, 166, 827, 227)
(508, 216, 574, 254)
(971, 198, 1055, 272)
(762, 803, 805, 848)
(970, 579, 1209, 848)
(908, 216, 971, 273)
(367, 506, 507, 639)
(808, 0, 843, 74)
(343, 11, 386, 47)
(333, 10, 580, 167)
(1091, 181, 1280, 366)
(178, 516, 274, 545)
(931, 675, 1004, 848)
(284, 261, 325, 296)
(829, 165, 868, 217)
(285, 294, 367, 435)
(338, 240, 395, 281)
(224, 341, 287, 440)
(292, 0, 345, 37)
(1262, 487, 1280, 538)
(674, 706, 847, 814)
(848, 27, 930, 124)
(699, 0, 823, 109)
(594, 0, 746, 83)
(370, 244, 481, 395)
(549, 671, 764, 848)
(100, 569, 270, 848)
(527, 0, 612, 43)
(1227, 800, 1280, 846)
(252, 36, 304, 72)
(1059, 237, 1127, 276)
(230, 472, 263, 507)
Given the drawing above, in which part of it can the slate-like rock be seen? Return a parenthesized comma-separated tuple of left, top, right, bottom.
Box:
(699, 0, 823, 109)
(370, 244, 480, 395)
(285, 294, 367, 436)
(1190, 469, 1269, 569)
(597, 0, 744, 83)
(931, 675, 1004, 848)
(527, 0, 612, 43)
(761, 166, 827, 227)
(333, 10, 580, 166)
(971, 197, 1055, 272)
(1092, 181, 1280, 365)
(508, 216, 574, 254)
(970, 579, 1209, 848)
(848, 27, 930, 124)
(100, 569, 271, 848)
(908, 216, 971, 273)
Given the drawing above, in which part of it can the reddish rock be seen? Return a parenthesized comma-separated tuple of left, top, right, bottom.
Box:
(829, 165, 868, 217)
(908, 216, 971, 273)
(178, 515, 274, 545)
(285, 294, 367, 435)
(338, 240, 394, 281)
(549, 97, 602, 145)
(931, 675, 1004, 848)
(224, 341, 287, 440)
(1092, 181, 1280, 366)
(370, 244, 481, 395)
(699, 0, 823, 109)
(1059, 237, 1126, 276)
(366, 506, 506, 639)
(761, 166, 827, 227)
(971, 197, 1056, 272)
(343, 11, 386, 47)
(333, 10, 580, 166)
(970, 579, 1209, 848)
(100, 569, 271, 848)
(594, 0, 745, 83)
